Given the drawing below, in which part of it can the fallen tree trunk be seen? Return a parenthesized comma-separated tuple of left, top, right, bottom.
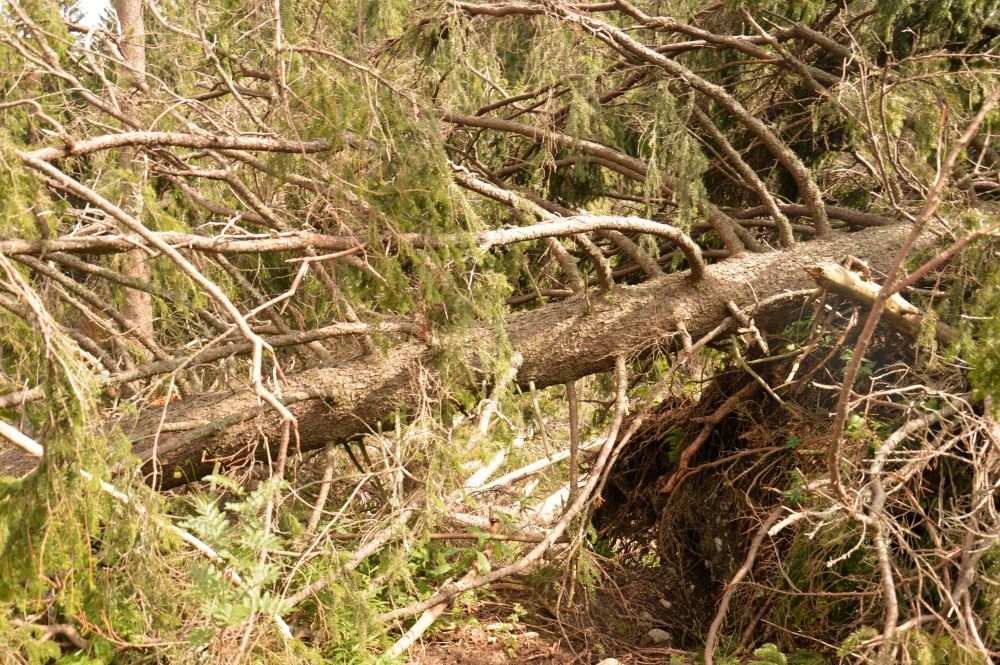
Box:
(0, 224, 936, 484)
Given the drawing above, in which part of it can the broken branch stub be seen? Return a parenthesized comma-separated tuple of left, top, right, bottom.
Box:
(805, 262, 956, 344)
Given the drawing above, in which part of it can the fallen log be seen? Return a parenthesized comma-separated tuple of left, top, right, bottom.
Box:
(0, 223, 937, 485)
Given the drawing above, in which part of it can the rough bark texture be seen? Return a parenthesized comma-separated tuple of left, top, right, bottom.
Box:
(0, 224, 936, 483)
(115, 0, 154, 344)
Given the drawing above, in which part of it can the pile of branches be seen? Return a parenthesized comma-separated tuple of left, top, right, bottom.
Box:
(0, 0, 998, 662)
(596, 280, 1000, 662)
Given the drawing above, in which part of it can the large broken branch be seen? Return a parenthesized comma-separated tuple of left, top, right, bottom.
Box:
(805, 262, 957, 344)
(0, 232, 361, 256)
(26, 130, 335, 161)
(0, 224, 936, 484)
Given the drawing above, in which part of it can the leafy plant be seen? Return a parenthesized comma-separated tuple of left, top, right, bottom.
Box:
(180, 476, 289, 640)
(750, 643, 788, 665)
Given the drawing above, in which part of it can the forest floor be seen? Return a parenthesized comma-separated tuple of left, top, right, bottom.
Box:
(405, 566, 690, 665)
(406, 620, 576, 665)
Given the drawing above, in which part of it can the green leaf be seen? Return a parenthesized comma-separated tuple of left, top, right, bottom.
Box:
(475, 551, 491, 575)
(783, 435, 803, 449)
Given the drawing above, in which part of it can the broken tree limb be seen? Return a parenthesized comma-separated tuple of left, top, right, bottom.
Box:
(0, 231, 362, 256)
(383, 562, 482, 660)
(0, 418, 45, 457)
(804, 262, 956, 344)
(470, 437, 606, 495)
(704, 507, 784, 665)
(0, 224, 937, 484)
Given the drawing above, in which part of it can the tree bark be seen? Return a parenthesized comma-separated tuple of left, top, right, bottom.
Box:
(0, 224, 936, 484)
(115, 0, 154, 344)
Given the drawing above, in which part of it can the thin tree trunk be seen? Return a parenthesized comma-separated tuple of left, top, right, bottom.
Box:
(115, 0, 154, 344)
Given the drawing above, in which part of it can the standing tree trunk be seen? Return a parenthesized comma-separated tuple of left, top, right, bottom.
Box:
(115, 0, 154, 345)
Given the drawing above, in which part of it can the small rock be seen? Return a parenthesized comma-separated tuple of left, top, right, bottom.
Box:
(659, 597, 672, 610)
(647, 628, 672, 645)
(639, 610, 655, 622)
(596, 659, 620, 665)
